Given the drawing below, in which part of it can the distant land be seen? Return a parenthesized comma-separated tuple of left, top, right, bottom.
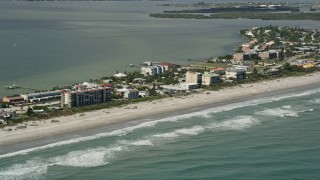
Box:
(151, 2, 320, 21)
(150, 12, 320, 21)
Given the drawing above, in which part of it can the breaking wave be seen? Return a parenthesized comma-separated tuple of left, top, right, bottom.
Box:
(1, 87, 320, 160)
(256, 106, 298, 117)
(209, 116, 259, 130)
(1, 87, 320, 180)
(0, 114, 260, 180)
(308, 98, 320, 104)
(256, 104, 315, 118)
(0, 159, 48, 180)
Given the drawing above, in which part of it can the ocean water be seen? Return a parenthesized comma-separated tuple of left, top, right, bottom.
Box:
(0, 86, 320, 179)
(1, 1, 320, 97)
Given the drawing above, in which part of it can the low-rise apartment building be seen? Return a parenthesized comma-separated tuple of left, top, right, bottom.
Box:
(225, 68, 247, 79)
(124, 89, 139, 99)
(202, 72, 221, 85)
(21, 91, 62, 103)
(141, 66, 166, 76)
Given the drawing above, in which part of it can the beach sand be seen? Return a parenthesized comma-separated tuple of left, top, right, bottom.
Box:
(1, 73, 320, 147)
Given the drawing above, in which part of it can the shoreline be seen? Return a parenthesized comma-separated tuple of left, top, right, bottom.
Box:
(1, 73, 320, 153)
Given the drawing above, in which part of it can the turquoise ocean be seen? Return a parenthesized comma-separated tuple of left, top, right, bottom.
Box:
(0, 85, 320, 179)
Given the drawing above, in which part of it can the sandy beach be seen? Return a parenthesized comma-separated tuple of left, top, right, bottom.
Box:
(1, 73, 320, 147)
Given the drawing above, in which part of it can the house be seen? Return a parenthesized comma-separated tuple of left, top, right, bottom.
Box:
(225, 68, 247, 79)
(202, 72, 221, 85)
(1, 111, 16, 119)
(102, 79, 113, 83)
(139, 91, 150, 97)
(113, 73, 127, 78)
(242, 44, 250, 52)
(264, 69, 280, 76)
(2, 96, 25, 105)
(101, 83, 115, 90)
(124, 89, 139, 99)
(0, 119, 6, 125)
(160, 62, 177, 71)
(33, 109, 46, 114)
(132, 78, 147, 84)
(209, 68, 226, 75)
(233, 65, 253, 73)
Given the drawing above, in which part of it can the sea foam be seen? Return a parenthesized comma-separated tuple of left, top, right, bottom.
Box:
(209, 116, 260, 130)
(0, 159, 48, 180)
(52, 147, 110, 167)
(308, 98, 320, 104)
(1, 87, 319, 159)
(256, 107, 298, 117)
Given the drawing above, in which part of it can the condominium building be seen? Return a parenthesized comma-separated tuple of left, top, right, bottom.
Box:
(202, 72, 221, 85)
(61, 87, 111, 108)
(185, 71, 202, 85)
(141, 66, 166, 76)
(124, 89, 139, 99)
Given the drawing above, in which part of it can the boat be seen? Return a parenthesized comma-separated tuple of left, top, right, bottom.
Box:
(6, 85, 18, 89)
(5, 81, 20, 89)
(129, 64, 134, 67)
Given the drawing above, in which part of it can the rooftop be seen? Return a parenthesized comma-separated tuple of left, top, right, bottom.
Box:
(65, 87, 111, 94)
(3, 96, 24, 101)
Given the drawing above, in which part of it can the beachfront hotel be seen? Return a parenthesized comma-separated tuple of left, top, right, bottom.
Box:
(61, 87, 112, 108)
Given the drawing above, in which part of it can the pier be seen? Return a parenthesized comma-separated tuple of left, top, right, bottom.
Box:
(5, 85, 39, 91)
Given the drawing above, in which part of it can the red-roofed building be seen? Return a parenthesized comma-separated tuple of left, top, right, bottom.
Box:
(2, 95, 26, 105)
(101, 83, 115, 90)
(160, 62, 177, 71)
(242, 44, 250, 52)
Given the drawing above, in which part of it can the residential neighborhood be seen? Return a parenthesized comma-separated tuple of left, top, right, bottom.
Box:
(1, 25, 320, 126)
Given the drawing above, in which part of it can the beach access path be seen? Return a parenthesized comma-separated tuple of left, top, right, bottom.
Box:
(1, 73, 320, 146)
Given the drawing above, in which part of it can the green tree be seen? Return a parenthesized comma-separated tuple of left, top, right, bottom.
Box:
(285, 49, 295, 57)
(148, 83, 158, 96)
(283, 63, 292, 71)
(26, 107, 33, 117)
